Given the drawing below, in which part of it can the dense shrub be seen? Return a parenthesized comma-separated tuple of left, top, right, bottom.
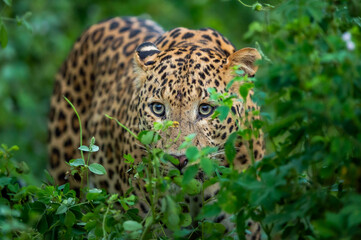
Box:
(250, 0, 361, 238)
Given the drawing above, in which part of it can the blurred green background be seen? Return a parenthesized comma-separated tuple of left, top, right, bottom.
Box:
(2, 1, 361, 238)
(0, 0, 264, 180)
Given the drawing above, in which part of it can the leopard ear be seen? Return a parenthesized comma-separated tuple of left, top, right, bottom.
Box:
(226, 48, 261, 77)
(135, 42, 160, 71)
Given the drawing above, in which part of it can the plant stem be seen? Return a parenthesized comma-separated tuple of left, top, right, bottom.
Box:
(64, 96, 86, 198)
(64, 97, 84, 161)
(238, 0, 252, 8)
(105, 114, 138, 140)
(140, 217, 153, 240)
(86, 152, 91, 189)
(102, 204, 110, 238)
(80, 168, 84, 199)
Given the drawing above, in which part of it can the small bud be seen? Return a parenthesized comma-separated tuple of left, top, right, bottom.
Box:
(252, 3, 262, 11)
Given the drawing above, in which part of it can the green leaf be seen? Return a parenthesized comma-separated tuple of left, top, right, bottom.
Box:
(78, 145, 90, 152)
(58, 183, 66, 190)
(109, 194, 119, 202)
(37, 215, 48, 234)
(235, 69, 245, 75)
(184, 133, 197, 142)
(69, 158, 85, 167)
(44, 170, 55, 185)
(202, 222, 226, 237)
(136, 164, 145, 173)
(164, 120, 175, 129)
(252, 119, 263, 129)
(200, 158, 213, 176)
(0, 24, 8, 48)
(224, 132, 237, 164)
(182, 164, 199, 185)
(138, 130, 159, 145)
(0, 177, 12, 187)
(180, 213, 192, 227)
(178, 141, 189, 150)
(236, 210, 247, 237)
(125, 195, 136, 204)
(89, 145, 99, 152)
(348, 208, 361, 228)
(164, 196, 180, 230)
(64, 211, 76, 227)
(88, 188, 102, 193)
(239, 83, 253, 101)
(172, 175, 183, 186)
(8, 145, 19, 151)
(86, 188, 103, 200)
(217, 106, 230, 121)
(123, 220, 142, 231)
(89, 163, 107, 175)
(63, 183, 70, 194)
(183, 179, 202, 195)
(56, 204, 68, 215)
(201, 204, 221, 218)
(153, 122, 163, 131)
(163, 153, 179, 165)
(124, 154, 135, 163)
(186, 146, 199, 162)
(169, 169, 180, 177)
(226, 78, 236, 91)
(201, 146, 218, 155)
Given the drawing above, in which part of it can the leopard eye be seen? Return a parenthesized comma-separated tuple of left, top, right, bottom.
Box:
(198, 103, 214, 118)
(150, 102, 165, 117)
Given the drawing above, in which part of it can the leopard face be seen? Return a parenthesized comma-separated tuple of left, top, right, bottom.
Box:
(132, 30, 264, 172)
(48, 17, 264, 239)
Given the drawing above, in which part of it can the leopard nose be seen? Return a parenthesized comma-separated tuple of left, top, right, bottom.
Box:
(171, 154, 188, 170)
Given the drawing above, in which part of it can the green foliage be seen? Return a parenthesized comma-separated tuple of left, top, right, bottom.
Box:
(0, 0, 32, 48)
(239, 0, 361, 238)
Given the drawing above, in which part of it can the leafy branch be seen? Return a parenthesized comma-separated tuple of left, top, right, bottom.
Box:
(0, 0, 32, 48)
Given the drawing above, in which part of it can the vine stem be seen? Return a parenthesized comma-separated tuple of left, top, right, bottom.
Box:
(64, 96, 86, 199)
(238, 0, 253, 8)
(140, 146, 156, 240)
(86, 152, 91, 189)
(102, 204, 110, 238)
(64, 97, 84, 161)
(140, 217, 153, 240)
(105, 114, 138, 140)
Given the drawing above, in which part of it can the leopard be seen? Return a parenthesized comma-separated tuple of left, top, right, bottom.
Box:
(48, 17, 265, 239)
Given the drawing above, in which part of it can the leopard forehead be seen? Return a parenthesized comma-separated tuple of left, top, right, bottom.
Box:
(135, 27, 239, 105)
(140, 47, 229, 105)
